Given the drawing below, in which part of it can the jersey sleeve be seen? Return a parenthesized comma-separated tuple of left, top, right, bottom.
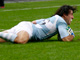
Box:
(58, 22, 69, 39)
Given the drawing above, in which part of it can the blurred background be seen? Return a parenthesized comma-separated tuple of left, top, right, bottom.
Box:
(0, 0, 80, 60)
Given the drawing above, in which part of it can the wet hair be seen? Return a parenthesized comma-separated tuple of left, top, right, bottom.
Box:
(52, 5, 77, 16)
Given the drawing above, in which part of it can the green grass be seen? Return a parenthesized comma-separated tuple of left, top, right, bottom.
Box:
(0, 0, 80, 60)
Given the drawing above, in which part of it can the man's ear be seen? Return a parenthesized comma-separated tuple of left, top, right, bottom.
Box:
(62, 14, 66, 20)
(63, 14, 66, 17)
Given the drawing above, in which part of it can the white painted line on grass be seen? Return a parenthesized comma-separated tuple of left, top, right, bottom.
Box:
(3, 6, 60, 12)
(3, 8, 32, 11)
(2, 4, 80, 12)
(74, 31, 80, 32)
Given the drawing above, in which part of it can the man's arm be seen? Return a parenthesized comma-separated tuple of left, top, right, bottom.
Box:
(58, 33, 74, 41)
(62, 26, 74, 41)
(58, 22, 74, 41)
(62, 35, 74, 41)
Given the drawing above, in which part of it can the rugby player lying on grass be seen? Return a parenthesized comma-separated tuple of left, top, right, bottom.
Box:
(0, 5, 77, 44)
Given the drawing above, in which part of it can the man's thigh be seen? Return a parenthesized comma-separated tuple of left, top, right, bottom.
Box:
(14, 30, 30, 44)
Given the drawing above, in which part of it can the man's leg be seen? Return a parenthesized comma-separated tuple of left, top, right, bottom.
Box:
(0, 38, 6, 42)
(0, 32, 17, 42)
(0, 30, 29, 44)
(14, 30, 29, 44)
(0, 30, 9, 42)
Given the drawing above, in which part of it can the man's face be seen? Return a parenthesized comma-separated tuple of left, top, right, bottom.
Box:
(64, 10, 74, 25)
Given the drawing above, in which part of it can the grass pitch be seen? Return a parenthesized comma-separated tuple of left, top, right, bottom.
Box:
(0, 0, 80, 60)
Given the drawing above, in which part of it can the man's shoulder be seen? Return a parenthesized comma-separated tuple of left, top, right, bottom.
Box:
(51, 15, 65, 22)
(56, 16, 66, 24)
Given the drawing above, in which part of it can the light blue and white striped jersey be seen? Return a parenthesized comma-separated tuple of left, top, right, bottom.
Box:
(31, 15, 69, 40)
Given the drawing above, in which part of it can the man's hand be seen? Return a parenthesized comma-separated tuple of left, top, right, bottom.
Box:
(32, 21, 37, 24)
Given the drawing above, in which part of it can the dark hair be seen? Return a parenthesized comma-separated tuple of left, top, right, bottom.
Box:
(52, 5, 77, 16)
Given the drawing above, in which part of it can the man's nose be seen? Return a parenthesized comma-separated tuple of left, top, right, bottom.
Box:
(72, 16, 74, 19)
